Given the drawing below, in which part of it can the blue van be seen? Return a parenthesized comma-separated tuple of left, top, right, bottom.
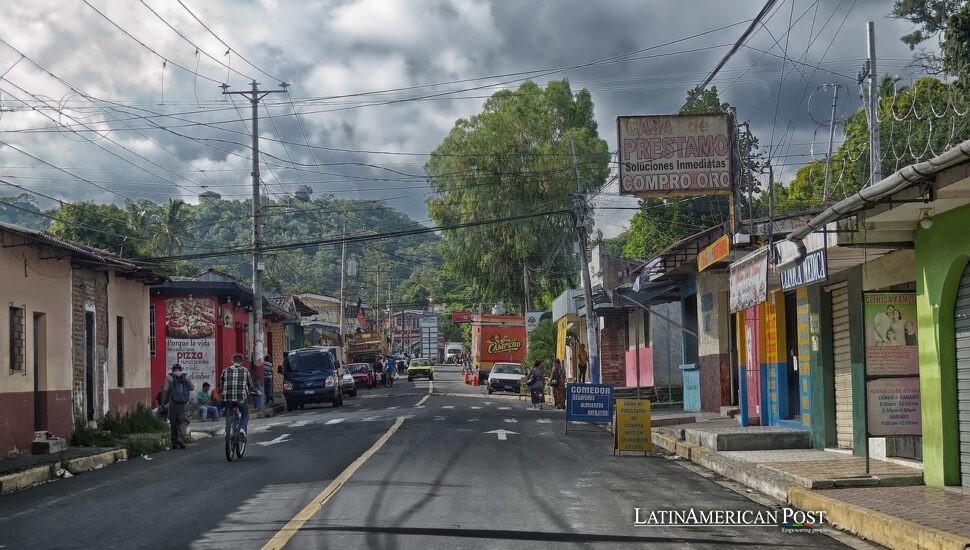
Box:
(282, 347, 345, 411)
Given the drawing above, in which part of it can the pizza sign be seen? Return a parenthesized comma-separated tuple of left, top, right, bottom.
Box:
(165, 297, 217, 389)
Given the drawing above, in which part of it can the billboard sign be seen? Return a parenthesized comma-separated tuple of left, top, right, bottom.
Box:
(618, 113, 732, 197)
(697, 234, 730, 272)
(614, 398, 652, 453)
(452, 311, 472, 323)
(729, 247, 768, 313)
(779, 247, 828, 292)
(866, 376, 921, 436)
(164, 297, 217, 390)
(864, 292, 919, 376)
(480, 325, 526, 363)
(565, 383, 614, 423)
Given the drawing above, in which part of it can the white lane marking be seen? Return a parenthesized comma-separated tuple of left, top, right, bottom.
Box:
(301, 412, 315, 416)
(362, 416, 383, 422)
(325, 418, 345, 425)
(385, 406, 399, 410)
(504, 418, 518, 423)
(498, 406, 511, 410)
(470, 406, 482, 410)
(467, 418, 479, 422)
(289, 420, 311, 428)
(442, 406, 455, 409)
(256, 433, 292, 447)
(484, 429, 517, 441)
(434, 416, 446, 421)
(537, 419, 553, 424)
(483, 402, 493, 405)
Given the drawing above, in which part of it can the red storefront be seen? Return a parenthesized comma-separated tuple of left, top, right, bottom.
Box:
(149, 275, 291, 400)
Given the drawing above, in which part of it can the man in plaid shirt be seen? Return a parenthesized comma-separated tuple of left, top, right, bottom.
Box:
(220, 353, 260, 439)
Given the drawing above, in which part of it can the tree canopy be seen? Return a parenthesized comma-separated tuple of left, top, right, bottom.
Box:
(425, 79, 611, 311)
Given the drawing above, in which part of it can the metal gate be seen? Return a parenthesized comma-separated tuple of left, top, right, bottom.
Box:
(830, 283, 853, 449)
(954, 264, 970, 486)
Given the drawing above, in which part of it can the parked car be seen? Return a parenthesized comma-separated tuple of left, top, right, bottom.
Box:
(338, 365, 357, 398)
(347, 362, 376, 388)
(282, 347, 344, 411)
(487, 362, 524, 395)
(407, 357, 434, 381)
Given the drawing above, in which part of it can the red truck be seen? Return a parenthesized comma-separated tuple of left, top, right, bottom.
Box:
(471, 315, 527, 384)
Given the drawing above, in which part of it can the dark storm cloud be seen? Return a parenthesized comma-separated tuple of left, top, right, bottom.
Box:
(0, 0, 934, 231)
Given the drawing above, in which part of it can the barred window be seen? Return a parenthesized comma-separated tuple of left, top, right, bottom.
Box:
(9, 306, 26, 371)
(149, 304, 156, 358)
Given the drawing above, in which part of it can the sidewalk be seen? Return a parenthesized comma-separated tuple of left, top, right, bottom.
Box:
(0, 447, 127, 494)
(652, 419, 970, 550)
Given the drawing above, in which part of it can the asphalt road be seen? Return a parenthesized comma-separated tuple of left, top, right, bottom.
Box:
(0, 366, 851, 549)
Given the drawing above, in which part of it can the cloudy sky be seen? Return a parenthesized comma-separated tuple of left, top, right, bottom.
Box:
(0, 0, 935, 237)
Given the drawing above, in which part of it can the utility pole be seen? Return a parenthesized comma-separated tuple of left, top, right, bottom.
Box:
(522, 262, 530, 316)
(222, 79, 287, 386)
(339, 218, 347, 354)
(866, 21, 881, 186)
(822, 84, 841, 203)
(571, 138, 600, 384)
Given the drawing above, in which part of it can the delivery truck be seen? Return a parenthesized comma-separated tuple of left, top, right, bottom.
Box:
(471, 315, 526, 384)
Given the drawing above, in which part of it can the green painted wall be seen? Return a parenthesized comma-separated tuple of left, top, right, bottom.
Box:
(807, 267, 865, 454)
(914, 204, 969, 487)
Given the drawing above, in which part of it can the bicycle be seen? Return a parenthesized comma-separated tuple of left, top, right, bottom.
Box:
(225, 401, 247, 462)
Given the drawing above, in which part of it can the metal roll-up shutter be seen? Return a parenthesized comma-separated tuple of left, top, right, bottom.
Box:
(831, 283, 854, 449)
(954, 265, 970, 486)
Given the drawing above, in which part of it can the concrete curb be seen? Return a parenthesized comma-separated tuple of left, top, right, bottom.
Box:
(652, 430, 970, 550)
(788, 486, 970, 550)
(0, 448, 128, 495)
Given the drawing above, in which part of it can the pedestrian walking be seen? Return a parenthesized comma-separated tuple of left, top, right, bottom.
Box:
(577, 343, 589, 384)
(385, 356, 395, 387)
(527, 360, 545, 409)
(162, 363, 194, 449)
(550, 359, 566, 409)
(263, 355, 274, 405)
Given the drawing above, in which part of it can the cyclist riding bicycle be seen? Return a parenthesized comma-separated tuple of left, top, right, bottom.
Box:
(220, 353, 261, 441)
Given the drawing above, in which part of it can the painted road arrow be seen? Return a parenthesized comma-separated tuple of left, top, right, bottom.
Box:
(484, 429, 518, 441)
(256, 433, 292, 446)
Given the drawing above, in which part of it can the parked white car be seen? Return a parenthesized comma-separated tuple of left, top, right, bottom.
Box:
(487, 362, 524, 394)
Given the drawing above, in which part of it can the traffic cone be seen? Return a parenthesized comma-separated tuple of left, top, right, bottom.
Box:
(463, 371, 469, 384)
(472, 375, 479, 387)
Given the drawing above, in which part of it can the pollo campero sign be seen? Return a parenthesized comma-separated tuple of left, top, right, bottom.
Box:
(480, 326, 525, 363)
(618, 113, 732, 197)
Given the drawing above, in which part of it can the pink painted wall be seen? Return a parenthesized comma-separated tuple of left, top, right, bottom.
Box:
(624, 346, 654, 388)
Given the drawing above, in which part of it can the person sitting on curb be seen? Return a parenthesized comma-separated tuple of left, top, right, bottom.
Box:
(196, 382, 220, 422)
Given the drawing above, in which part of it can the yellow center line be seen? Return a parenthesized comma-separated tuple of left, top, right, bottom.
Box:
(261, 415, 407, 550)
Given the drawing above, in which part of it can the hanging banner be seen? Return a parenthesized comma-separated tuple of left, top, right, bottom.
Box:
(698, 235, 730, 272)
(779, 248, 828, 291)
(864, 292, 919, 376)
(866, 376, 921, 436)
(525, 311, 545, 333)
(164, 297, 217, 390)
(617, 113, 732, 197)
(729, 247, 768, 313)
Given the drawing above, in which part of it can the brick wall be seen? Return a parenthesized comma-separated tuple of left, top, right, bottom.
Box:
(599, 314, 626, 387)
(71, 270, 109, 423)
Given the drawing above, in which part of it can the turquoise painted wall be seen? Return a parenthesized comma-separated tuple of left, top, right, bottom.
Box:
(914, 204, 969, 487)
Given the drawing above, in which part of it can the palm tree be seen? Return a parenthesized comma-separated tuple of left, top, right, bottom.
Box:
(153, 198, 189, 256)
